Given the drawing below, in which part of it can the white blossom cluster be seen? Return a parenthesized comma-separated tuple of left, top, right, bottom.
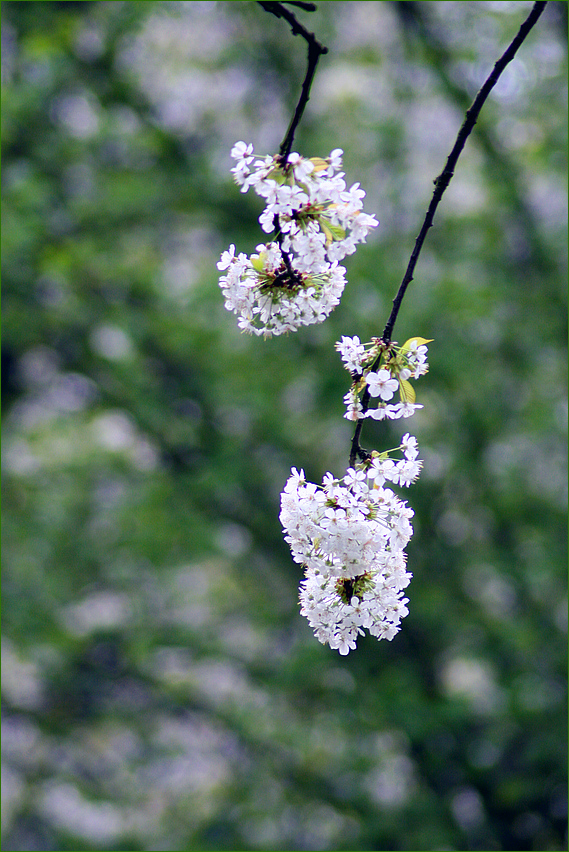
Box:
(217, 142, 377, 335)
(221, 143, 430, 655)
(230, 141, 378, 261)
(280, 434, 422, 654)
(217, 242, 346, 337)
(335, 336, 431, 421)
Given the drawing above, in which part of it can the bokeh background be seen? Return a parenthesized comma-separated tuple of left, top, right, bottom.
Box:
(2, 2, 567, 850)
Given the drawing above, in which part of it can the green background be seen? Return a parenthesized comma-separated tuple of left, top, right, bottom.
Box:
(2, 2, 567, 850)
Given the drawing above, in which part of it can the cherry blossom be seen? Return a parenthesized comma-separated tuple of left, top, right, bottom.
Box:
(336, 336, 432, 422)
(280, 446, 422, 654)
(217, 243, 346, 337)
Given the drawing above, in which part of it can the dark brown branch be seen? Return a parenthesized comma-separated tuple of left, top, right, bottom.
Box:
(349, 415, 369, 469)
(382, 0, 548, 344)
(283, 1, 317, 11)
(258, 1, 328, 166)
(349, 0, 548, 468)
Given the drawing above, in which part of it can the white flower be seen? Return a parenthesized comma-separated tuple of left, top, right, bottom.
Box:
(405, 340, 430, 377)
(228, 142, 378, 263)
(366, 369, 399, 401)
(365, 404, 399, 420)
(230, 141, 256, 190)
(392, 459, 423, 487)
(281, 467, 414, 581)
(401, 433, 419, 460)
(340, 181, 366, 208)
(362, 401, 423, 421)
(298, 565, 412, 655)
(287, 151, 315, 182)
(223, 142, 381, 337)
(328, 148, 344, 171)
(218, 243, 346, 337)
(394, 402, 423, 418)
(343, 467, 368, 496)
(231, 141, 254, 160)
(368, 457, 396, 487)
(257, 182, 309, 233)
(281, 462, 419, 654)
(335, 335, 366, 374)
(343, 389, 364, 421)
(340, 339, 430, 421)
(217, 244, 237, 270)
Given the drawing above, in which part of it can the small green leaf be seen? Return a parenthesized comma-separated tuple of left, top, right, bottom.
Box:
(399, 379, 416, 403)
(309, 157, 330, 172)
(250, 253, 266, 272)
(266, 166, 287, 184)
(325, 221, 346, 241)
(320, 220, 334, 247)
(400, 336, 434, 354)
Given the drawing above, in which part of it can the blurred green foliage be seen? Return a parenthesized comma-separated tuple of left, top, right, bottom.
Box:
(2, 2, 567, 850)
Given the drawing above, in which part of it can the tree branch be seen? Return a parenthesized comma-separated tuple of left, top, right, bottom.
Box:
(349, 0, 548, 468)
(382, 0, 548, 344)
(258, 1, 328, 166)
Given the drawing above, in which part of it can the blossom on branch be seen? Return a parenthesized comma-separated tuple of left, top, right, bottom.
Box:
(217, 242, 346, 337)
(280, 439, 422, 654)
(336, 336, 432, 421)
(219, 143, 378, 334)
(230, 142, 378, 263)
(366, 369, 399, 401)
(298, 566, 410, 654)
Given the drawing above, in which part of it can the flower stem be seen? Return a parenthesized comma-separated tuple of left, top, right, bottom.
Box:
(351, 1, 548, 466)
(258, 1, 328, 167)
(382, 0, 548, 344)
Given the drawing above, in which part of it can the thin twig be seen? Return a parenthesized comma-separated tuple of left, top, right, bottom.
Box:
(283, 1, 317, 11)
(382, 0, 547, 344)
(349, 0, 548, 468)
(258, 1, 327, 166)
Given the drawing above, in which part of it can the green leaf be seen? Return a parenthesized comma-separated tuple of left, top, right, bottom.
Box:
(309, 157, 330, 172)
(250, 253, 266, 272)
(324, 220, 346, 241)
(400, 336, 434, 354)
(399, 379, 416, 403)
(320, 220, 334, 247)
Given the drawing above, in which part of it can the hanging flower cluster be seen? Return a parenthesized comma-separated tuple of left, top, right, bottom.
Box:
(217, 142, 378, 336)
(336, 336, 432, 421)
(280, 433, 422, 654)
(217, 242, 346, 337)
(219, 139, 431, 655)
